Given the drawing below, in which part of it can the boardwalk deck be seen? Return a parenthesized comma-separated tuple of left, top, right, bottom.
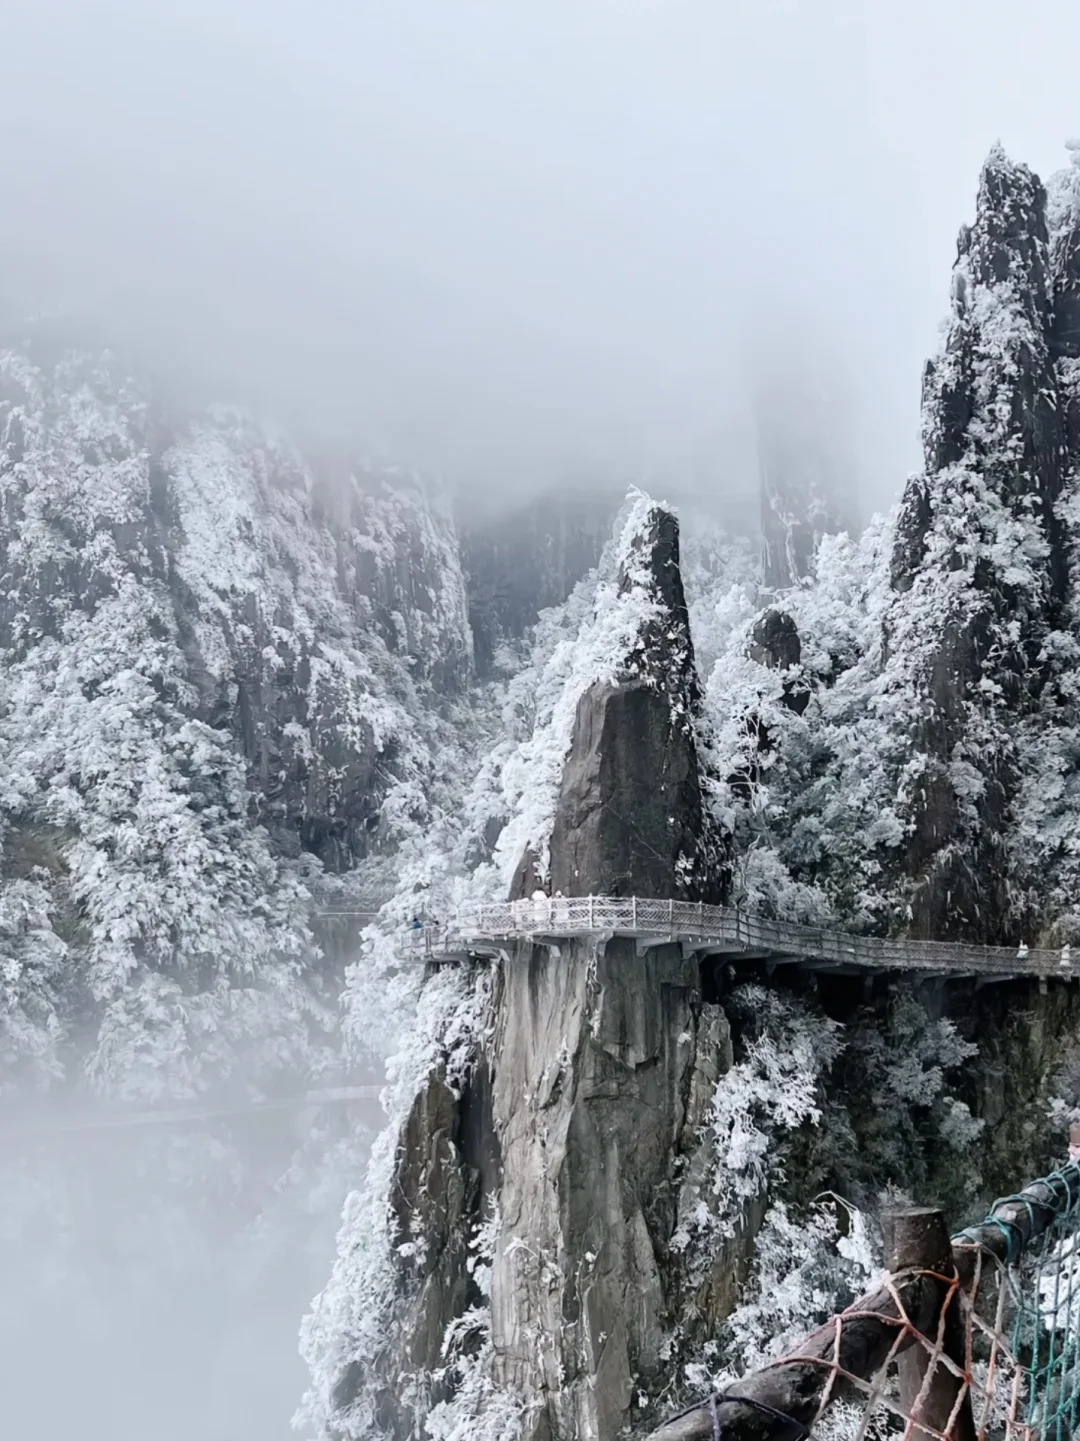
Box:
(323, 896, 1074, 980)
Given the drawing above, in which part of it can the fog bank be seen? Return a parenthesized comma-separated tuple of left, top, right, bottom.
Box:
(0, 2, 1075, 514)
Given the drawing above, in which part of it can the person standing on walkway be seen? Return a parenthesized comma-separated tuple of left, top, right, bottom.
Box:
(531, 888, 551, 929)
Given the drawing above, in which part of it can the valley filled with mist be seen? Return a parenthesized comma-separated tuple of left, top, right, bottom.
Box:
(6, 5, 1080, 1441)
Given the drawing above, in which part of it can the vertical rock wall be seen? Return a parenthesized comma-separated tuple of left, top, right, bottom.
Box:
(309, 147, 1080, 1441)
(490, 937, 718, 1440)
(485, 509, 729, 1434)
(341, 503, 735, 1440)
(520, 504, 727, 903)
(884, 149, 1073, 940)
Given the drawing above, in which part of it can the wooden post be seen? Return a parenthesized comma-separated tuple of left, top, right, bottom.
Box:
(650, 1158, 1080, 1441)
(1069, 1121, 1080, 1163)
(884, 1208, 975, 1441)
(632, 896, 638, 932)
(668, 897, 674, 933)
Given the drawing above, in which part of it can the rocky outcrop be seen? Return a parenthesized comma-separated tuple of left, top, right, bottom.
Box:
(537, 505, 727, 903)
(489, 939, 728, 1440)
(884, 148, 1071, 941)
(486, 508, 732, 1435)
(1048, 147, 1080, 620)
(165, 421, 472, 871)
(1050, 146, 1080, 365)
(0, 352, 472, 876)
(748, 609, 810, 717)
(339, 501, 737, 1441)
(330, 1061, 499, 1435)
(725, 609, 812, 808)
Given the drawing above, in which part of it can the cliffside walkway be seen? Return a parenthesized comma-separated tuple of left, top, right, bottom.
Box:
(329, 895, 1077, 980)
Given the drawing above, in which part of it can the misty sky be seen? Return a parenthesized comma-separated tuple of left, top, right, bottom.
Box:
(0, 0, 1075, 510)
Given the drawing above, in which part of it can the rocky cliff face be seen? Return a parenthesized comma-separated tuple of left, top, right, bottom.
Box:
(883, 147, 1075, 941)
(488, 937, 726, 1440)
(0, 340, 472, 1098)
(299, 143, 1080, 1441)
(709, 146, 1080, 944)
(309, 503, 735, 1441)
(486, 508, 728, 1438)
(0, 335, 480, 1441)
(542, 507, 726, 903)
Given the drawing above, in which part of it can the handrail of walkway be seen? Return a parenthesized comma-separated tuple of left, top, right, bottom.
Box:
(321, 896, 1075, 978)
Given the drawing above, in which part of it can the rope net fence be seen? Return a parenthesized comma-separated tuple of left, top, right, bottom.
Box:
(647, 1144, 1080, 1441)
(955, 1173, 1080, 1441)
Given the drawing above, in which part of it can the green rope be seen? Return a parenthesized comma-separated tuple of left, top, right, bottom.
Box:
(961, 1165, 1080, 1441)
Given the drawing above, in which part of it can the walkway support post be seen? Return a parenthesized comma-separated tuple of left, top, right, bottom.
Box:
(884, 1208, 975, 1441)
(632, 896, 638, 931)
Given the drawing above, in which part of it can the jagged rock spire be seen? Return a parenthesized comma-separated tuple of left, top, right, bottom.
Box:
(543, 499, 727, 901)
(903, 145, 1063, 583)
(886, 146, 1068, 940)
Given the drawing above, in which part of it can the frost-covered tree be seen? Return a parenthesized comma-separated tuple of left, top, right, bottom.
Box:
(0, 343, 472, 1097)
(695, 513, 896, 927)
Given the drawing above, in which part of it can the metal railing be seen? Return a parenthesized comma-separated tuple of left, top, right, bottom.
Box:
(342, 896, 1077, 979)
